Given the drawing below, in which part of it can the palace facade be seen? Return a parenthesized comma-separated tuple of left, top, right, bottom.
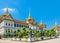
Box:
(0, 8, 59, 35)
(0, 8, 46, 35)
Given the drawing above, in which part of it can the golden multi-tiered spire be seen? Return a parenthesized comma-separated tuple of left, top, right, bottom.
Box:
(26, 9, 38, 26)
(26, 9, 37, 24)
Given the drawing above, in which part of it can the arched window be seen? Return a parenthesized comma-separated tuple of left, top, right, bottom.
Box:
(17, 24, 18, 27)
(26, 25, 29, 28)
(19, 25, 21, 27)
(9, 24, 10, 26)
(14, 24, 16, 27)
(6, 23, 7, 26)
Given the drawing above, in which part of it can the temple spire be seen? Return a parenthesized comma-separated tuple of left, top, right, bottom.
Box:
(40, 20, 43, 24)
(28, 9, 31, 19)
(55, 21, 57, 26)
(5, 7, 9, 14)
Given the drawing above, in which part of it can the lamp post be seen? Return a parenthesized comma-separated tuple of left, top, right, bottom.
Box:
(39, 24, 46, 40)
(28, 24, 32, 43)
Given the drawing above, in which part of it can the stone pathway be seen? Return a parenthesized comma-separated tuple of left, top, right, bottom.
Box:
(0, 38, 60, 43)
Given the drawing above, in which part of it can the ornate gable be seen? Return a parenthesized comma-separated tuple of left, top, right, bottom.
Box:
(0, 8, 14, 22)
(0, 14, 14, 23)
(2, 14, 14, 20)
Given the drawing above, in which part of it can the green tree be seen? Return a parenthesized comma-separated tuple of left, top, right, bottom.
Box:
(34, 30, 40, 38)
(20, 27, 28, 39)
(49, 28, 56, 38)
(45, 30, 50, 37)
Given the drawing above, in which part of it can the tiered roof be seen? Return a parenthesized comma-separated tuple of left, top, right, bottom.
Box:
(14, 20, 28, 25)
(0, 8, 14, 23)
(54, 21, 60, 30)
(25, 11, 39, 27)
(0, 8, 46, 28)
(39, 20, 46, 28)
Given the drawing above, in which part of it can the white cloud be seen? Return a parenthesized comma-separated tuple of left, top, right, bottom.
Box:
(1, 8, 15, 12)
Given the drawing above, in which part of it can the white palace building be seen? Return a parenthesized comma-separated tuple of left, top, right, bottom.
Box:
(0, 8, 60, 36)
(0, 8, 46, 35)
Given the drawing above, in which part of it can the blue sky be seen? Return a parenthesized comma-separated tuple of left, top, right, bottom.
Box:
(0, 0, 60, 29)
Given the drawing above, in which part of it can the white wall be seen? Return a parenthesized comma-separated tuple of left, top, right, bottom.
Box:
(0, 20, 14, 27)
(0, 20, 15, 35)
(0, 28, 5, 35)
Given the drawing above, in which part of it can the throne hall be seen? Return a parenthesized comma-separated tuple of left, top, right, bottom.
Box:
(0, 8, 46, 35)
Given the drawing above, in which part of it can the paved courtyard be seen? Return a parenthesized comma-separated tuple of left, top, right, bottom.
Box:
(0, 38, 60, 43)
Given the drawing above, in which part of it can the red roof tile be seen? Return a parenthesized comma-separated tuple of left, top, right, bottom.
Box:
(14, 20, 28, 25)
